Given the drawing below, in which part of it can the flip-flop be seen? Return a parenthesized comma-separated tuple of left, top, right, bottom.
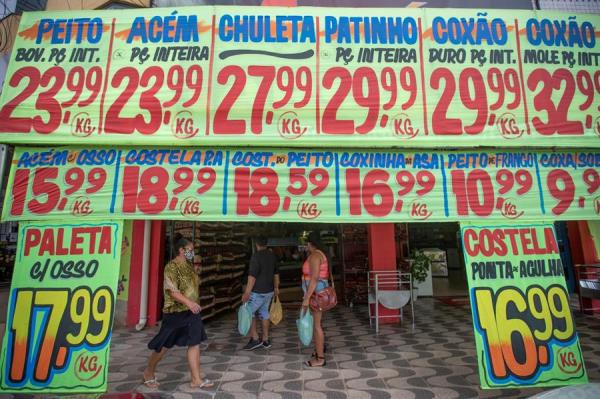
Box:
(304, 356, 326, 368)
(142, 378, 160, 389)
(190, 378, 214, 389)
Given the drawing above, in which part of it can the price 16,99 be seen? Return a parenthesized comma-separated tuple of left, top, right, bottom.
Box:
(474, 285, 577, 383)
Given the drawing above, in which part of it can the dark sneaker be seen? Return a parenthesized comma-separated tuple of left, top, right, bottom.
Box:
(243, 339, 262, 351)
(262, 340, 272, 349)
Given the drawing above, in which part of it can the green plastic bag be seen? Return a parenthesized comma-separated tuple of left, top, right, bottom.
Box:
(238, 303, 252, 336)
(296, 308, 313, 346)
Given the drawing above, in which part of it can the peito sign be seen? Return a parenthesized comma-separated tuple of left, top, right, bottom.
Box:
(0, 221, 123, 393)
(461, 222, 588, 388)
(0, 7, 599, 148)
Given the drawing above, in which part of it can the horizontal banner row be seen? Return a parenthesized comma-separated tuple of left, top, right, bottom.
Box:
(0, 7, 598, 147)
(3, 147, 599, 222)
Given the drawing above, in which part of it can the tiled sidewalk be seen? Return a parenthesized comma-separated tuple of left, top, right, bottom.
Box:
(2, 298, 600, 399)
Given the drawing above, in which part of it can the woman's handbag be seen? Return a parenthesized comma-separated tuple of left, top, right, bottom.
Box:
(237, 303, 252, 336)
(296, 308, 314, 346)
(269, 295, 283, 325)
(309, 272, 337, 312)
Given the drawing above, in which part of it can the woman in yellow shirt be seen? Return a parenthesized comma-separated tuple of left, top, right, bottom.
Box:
(142, 236, 213, 389)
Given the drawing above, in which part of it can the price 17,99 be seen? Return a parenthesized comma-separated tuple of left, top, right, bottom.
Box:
(6, 287, 113, 385)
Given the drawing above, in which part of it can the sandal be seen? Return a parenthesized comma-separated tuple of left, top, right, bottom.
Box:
(190, 378, 214, 389)
(311, 344, 328, 359)
(141, 378, 160, 389)
(305, 356, 326, 368)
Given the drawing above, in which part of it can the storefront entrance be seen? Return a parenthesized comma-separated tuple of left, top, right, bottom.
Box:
(155, 221, 475, 322)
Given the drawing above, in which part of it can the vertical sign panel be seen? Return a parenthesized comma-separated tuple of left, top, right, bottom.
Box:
(461, 222, 588, 388)
(0, 220, 123, 393)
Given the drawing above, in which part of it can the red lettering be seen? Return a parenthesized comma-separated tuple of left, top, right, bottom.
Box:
(520, 229, 534, 255)
(492, 230, 507, 256)
(24, 228, 41, 256)
(544, 227, 559, 254)
(40, 229, 55, 256)
(481, 229, 495, 257)
(55, 228, 68, 256)
(463, 229, 478, 256)
(78, 355, 89, 373)
(98, 226, 112, 254)
(70, 228, 85, 255)
(85, 227, 100, 254)
(504, 229, 520, 255)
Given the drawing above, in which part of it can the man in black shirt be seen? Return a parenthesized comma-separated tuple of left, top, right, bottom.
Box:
(242, 236, 280, 350)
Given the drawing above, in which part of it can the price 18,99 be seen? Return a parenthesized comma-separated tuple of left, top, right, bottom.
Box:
(121, 166, 218, 215)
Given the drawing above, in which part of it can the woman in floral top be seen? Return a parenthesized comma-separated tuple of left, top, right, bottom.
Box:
(142, 236, 213, 389)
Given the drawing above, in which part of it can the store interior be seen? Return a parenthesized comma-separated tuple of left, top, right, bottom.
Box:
(162, 221, 468, 322)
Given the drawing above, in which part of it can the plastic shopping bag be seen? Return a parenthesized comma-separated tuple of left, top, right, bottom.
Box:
(269, 295, 283, 325)
(238, 303, 252, 336)
(296, 308, 314, 347)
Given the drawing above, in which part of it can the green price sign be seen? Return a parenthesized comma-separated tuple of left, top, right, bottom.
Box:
(461, 222, 588, 388)
(0, 220, 123, 393)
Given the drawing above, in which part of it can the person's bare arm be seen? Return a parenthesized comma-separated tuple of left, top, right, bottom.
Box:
(243, 276, 256, 303)
(274, 274, 280, 297)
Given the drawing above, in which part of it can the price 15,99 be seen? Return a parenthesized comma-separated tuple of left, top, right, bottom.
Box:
(10, 167, 108, 217)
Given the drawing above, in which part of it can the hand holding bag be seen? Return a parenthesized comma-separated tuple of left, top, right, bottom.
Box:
(309, 272, 337, 312)
(296, 308, 314, 346)
(237, 302, 252, 336)
(269, 295, 283, 325)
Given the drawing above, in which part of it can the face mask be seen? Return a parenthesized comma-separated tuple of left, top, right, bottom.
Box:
(184, 249, 194, 261)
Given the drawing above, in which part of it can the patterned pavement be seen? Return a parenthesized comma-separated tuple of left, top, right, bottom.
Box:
(2, 297, 599, 399)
